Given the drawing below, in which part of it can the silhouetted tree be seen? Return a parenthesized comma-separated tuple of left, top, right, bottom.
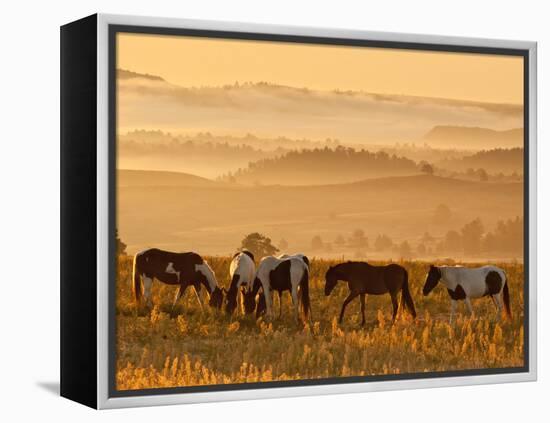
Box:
(311, 235, 324, 250)
(420, 162, 435, 175)
(482, 216, 523, 254)
(334, 234, 346, 246)
(421, 232, 435, 244)
(311, 235, 324, 251)
(397, 241, 412, 259)
(477, 168, 489, 182)
(349, 229, 368, 248)
(240, 233, 279, 258)
(374, 234, 393, 251)
(443, 230, 462, 252)
(461, 218, 484, 254)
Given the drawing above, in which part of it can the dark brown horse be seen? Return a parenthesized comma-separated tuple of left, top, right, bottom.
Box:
(132, 248, 224, 313)
(324, 261, 416, 325)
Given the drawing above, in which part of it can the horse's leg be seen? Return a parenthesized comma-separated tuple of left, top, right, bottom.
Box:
(264, 287, 274, 318)
(449, 299, 457, 324)
(240, 289, 245, 315)
(359, 294, 366, 326)
(338, 292, 358, 324)
(143, 276, 153, 308)
(279, 291, 283, 318)
(291, 287, 299, 322)
(192, 283, 204, 311)
(171, 284, 185, 316)
(465, 297, 475, 318)
(493, 294, 503, 321)
(390, 292, 399, 324)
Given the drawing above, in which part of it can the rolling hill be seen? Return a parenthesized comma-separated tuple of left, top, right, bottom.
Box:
(117, 171, 523, 256)
(423, 126, 523, 150)
(117, 169, 222, 188)
(435, 147, 523, 174)
(222, 147, 420, 185)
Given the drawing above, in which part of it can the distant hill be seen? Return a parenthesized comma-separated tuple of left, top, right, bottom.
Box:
(222, 147, 420, 185)
(118, 68, 523, 146)
(423, 126, 523, 150)
(436, 148, 523, 174)
(117, 169, 222, 188)
(117, 69, 166, 82)
(117, 172, 522, 255)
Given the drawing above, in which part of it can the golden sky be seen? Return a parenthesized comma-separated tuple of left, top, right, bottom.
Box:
(117, 32, 524, 105)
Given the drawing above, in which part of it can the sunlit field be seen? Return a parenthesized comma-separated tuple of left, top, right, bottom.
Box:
(115, 255, 525, 391)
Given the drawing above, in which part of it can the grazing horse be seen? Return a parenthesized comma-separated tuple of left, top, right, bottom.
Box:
(249, 256, 311, 321)
(267, 253, 310, 315)
(224, 250, 256, 315)
(423, 265, 511, 323)
(324, 261, 416, 325)
(132, 248, 224, 312)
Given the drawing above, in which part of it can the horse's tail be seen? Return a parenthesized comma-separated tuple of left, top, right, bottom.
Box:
(132, 253, 142, 303)
(300, 267, 311, 320)
(502, 275, 512, 319)
(401, 269, 417, 319)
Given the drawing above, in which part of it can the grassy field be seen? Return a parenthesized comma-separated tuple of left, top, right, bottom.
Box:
(115, 255, 525, 391)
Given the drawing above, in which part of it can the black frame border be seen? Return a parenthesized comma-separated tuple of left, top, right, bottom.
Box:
(107, 24, 530, 399)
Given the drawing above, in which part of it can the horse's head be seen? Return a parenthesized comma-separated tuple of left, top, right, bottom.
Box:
(224, 287, 238, 315)
(243, 289, 257, 314)
(324, 266, 339, 296)
(423, 265, 442, 296)
(256, 293, 267, 319)
(209, 287, 224, 309)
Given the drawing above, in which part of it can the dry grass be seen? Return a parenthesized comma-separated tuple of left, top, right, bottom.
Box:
(115, 256, 524, 390)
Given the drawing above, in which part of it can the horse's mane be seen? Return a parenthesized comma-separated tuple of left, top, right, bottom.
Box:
(241, 250, 255, 261)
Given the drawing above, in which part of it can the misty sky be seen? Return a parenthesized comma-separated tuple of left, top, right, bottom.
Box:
(117, 32, 523, 104)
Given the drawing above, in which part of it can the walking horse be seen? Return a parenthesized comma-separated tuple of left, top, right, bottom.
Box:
(324, 261, 416, 325)
(423, 265, 511, 323)
(132, 248, 224, 313)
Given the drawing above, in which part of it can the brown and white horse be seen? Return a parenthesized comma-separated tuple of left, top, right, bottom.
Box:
(423, 265, 511, 323)
(325, 261, 416, 325)
(132, 248, 223, 312)
(224, 250, 256, 315)
(248, 255, 311, 321)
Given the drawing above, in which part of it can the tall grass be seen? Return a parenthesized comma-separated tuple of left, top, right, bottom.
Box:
(116, 256, 524, 390)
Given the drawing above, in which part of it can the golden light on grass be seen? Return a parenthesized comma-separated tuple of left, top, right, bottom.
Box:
(115, 256, 524, 390)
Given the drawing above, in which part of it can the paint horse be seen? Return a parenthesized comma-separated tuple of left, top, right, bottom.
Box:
(249, 255, 311, 321)
(266, 254, 310, 316)
(224, 250, 256, 315)
(423, 265, 511, 323)
(132, 248, 224, 313)
(324, 261, 416, 325)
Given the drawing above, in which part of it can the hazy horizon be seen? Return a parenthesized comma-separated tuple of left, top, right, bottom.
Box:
(115, 33, 524, 262)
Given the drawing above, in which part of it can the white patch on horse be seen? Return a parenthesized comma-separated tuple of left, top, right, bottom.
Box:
(255, 255, 308, 319)
(230, 252, 256, 291)
(433, 265, 507, 321)
(195, 261, 218, 292)
(440, 265, 506, 298)
(165, 262, 181, 280)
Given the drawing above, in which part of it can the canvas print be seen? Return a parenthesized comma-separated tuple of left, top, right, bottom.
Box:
(114, 32, 526, 392)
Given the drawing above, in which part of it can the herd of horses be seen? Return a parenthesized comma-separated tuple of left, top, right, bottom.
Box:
(132, 248, 512, 325)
